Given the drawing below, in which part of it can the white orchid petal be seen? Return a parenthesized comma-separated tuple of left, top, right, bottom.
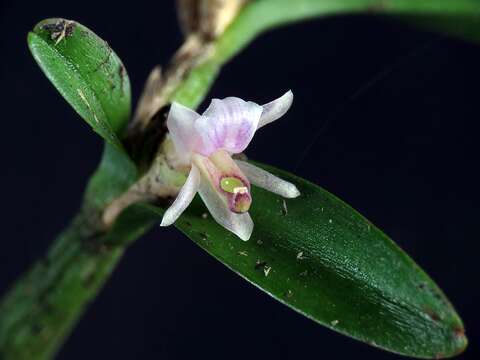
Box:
(160, 166, 201, 226)
(236, 160, 300, 199)
(197, 174, 254, 241)
(258, 90, 293, 129)
(195, 97, 263, 155)
(166, 102, 201, 161)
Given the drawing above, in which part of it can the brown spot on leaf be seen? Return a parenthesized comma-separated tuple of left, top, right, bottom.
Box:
(424, 308, 441, 322)
(91, 46, 113, 74)
(453, 326, 465, 338)
(118, 64, 126, 96)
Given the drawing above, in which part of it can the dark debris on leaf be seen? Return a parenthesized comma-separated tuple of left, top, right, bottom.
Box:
(41, 19, 76, 43)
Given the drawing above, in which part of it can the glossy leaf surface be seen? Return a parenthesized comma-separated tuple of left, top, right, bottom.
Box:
(144, 162, 466, 358)
(28, 18, 131, 150)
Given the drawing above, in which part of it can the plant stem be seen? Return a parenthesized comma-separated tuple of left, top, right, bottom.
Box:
(0, 213, 120, 359)
(0, 204, 160, 360)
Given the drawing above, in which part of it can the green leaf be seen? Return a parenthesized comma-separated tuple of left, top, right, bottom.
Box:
(240, 0, 480, 43)
(145, 162, 466, 359)
(28, 18, 131, 150)
(83, 143, 138, 210)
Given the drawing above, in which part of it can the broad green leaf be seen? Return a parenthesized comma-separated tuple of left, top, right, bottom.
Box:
(144, 163, 466, 359)
(28, 18, 131, 150)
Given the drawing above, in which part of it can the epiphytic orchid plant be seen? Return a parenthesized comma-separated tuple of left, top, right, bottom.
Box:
(161, 91, 299, 240)
(2, 1, 477, 359)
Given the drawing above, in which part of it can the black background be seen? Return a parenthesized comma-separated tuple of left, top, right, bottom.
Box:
(0, 1, 479, 359)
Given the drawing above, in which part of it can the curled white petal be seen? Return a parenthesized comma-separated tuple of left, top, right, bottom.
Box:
(167, 102, 202, 162)
(195, 97, 263, 155)
(197, 174, 254, 241)
(160, 166, 201, 226)
(236, 160, 300, 199)
(258, 90, 293, 129)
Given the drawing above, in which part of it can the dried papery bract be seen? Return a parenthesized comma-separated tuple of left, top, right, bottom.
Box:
(176, 0, 248, 39)
(132, 66, 163, 127)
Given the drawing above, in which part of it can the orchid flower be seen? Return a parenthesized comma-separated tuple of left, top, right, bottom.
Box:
(160, 90, 300, 241)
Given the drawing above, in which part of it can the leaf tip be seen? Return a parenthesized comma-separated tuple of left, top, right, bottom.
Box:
(432, 319, 468, 358)
(450, 326, 468, 357)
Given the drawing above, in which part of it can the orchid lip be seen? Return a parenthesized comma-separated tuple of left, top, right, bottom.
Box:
(223, 179, 251, 214)
(231, 191, 251, 213)
(219, 173, 252, 213)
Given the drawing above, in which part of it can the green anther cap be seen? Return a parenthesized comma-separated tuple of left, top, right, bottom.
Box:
(220, 177, 247, 194)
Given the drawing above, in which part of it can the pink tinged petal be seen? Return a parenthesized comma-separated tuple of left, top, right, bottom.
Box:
(160, 165, 201, 227)
(236, 160, 300, 199)
(195, 97, 263, 155)
(258, 90, 293, 129)
(166, 102, 202, 163)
